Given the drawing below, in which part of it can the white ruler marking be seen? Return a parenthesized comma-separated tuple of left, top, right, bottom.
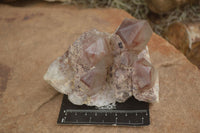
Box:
(64, 109, 147, 113)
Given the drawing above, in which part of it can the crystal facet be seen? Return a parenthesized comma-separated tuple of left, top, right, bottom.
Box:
(116, 18, 153, 52)
(44, 19, 159, 107)
(133, 58, 156, 91)
(84, 37, 110, 66)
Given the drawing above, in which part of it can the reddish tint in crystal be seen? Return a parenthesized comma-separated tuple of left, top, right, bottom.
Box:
(84, 36, 110, 66)
(120, 52, 137, 66)
(80, 67, 106, 95)
(116, 18, 153, 52)
(132, 58, 156, 91)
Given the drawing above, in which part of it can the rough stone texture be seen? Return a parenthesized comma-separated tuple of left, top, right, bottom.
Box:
(0, 3, 200, 133)
(44, 19, 158, 106)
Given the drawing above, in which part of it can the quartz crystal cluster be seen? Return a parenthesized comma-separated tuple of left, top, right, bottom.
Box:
(44, 18, 159, 107)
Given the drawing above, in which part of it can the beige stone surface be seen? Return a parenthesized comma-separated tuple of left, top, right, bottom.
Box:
(0, 3, 200, 133)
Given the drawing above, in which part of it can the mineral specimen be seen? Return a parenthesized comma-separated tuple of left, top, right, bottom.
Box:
(44, 18, 159, 107)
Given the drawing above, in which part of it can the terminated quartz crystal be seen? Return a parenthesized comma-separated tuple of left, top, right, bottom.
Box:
(44, 18, 159, 107)
(116, 19, 153, 53)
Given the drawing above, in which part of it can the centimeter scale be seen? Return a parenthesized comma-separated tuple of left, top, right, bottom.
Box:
(57, 95, 150, 126)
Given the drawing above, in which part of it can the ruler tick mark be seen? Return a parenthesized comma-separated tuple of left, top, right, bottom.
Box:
(58, 95, 149, 126)
(64, 109, 147, 113)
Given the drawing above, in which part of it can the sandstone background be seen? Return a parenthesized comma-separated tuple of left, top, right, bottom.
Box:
(0, 2, 200, 133)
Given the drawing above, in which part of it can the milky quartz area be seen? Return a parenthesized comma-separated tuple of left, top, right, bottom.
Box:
(44, 18, 159, 107)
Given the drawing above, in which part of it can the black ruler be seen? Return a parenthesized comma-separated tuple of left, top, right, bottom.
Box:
(57, 95, 150, 126)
